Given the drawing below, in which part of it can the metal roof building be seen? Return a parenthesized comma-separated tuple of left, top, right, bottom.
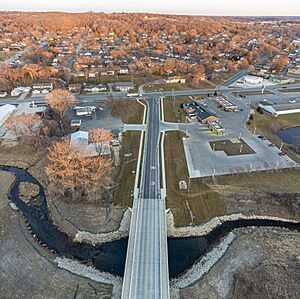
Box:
(0, 104, 16, 127)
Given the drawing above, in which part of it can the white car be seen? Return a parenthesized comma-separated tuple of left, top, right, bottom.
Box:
(289, 99, 296, 103)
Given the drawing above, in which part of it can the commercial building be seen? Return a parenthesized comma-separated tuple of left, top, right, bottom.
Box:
(207, 120, 225, 135)
(214, 96, 238, 111)
(269, 76, 290, 84)
(244, 75, 264, 85)
(258, 100, 300, 116)
(183, 102, 218, 123)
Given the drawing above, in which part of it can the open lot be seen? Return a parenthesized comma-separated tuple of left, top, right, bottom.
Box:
(209, 138, 256, 156)
(180, 94, 298, 178)
(164, 131, 227, 226)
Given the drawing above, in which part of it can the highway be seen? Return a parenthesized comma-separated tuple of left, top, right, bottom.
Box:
(122, 98, 170, 299)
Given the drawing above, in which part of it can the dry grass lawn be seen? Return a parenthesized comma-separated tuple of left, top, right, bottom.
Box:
(164, 131, 227, 226)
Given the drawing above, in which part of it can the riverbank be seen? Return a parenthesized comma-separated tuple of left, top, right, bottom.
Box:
(167, 211, 298, 238)
(0, 170, 114, 298)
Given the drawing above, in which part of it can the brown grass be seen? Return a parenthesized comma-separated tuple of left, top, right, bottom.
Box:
(212, 168, 300, 193)
(109, 99, 144, 124)
(112, 131, 141, 207)
(164, 131, 227, 226)
(163, 96, 192, 123)
(247, 111, 300, 163)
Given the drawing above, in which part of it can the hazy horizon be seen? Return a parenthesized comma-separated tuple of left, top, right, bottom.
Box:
(1, 0, 300, 16)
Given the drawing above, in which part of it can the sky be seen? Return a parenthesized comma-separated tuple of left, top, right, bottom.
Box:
(1, 0, 300, 16)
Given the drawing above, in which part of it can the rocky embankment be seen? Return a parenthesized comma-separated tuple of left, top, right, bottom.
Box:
(74, 209, 131, 245)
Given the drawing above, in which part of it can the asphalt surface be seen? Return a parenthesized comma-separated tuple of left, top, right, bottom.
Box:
(122, 98, 170, 299)
(2, 82, 300, 107)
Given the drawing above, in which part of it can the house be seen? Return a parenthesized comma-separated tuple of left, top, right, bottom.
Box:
(73, 106, 96, 116)
(113, 82, 135, 92)
(83, 84, 107, 93)
(165, 76, 186, 84)
(32, 83, 53, 90)
(119, 68, 129, 74)
(0, 91, 8, 97)
(70, 131, 98, 158)
(69, 130, 111, 158)
(11, 86, 31, 97)
(68, 84, 82, 94)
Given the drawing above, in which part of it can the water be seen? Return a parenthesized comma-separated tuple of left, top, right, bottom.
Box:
(276, 126, 300, 152)
(1, 165, 299, 279)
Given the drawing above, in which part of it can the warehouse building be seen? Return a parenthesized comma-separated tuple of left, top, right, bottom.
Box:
(258, 100, 300, 116)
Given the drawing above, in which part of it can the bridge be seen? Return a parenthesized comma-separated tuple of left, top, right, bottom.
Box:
(121, 98, 170, 299)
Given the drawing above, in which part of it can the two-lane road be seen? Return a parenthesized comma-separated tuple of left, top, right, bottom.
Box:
(122, 98, 170, 299)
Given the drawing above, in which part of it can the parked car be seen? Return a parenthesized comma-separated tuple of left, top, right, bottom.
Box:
(279, 152, 286, 156)
(268, 143, 275, 147)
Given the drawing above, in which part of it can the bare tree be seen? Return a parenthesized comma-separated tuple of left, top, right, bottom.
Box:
(45, 138, 112, 203)
(6, 113, 42, 149)
(46, 89, 76, 120)
(89, 128, 114, 145)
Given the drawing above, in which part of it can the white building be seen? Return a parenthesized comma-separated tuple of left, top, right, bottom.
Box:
(258, 101, 300, 117)
(11, 86, 31, 97)
(70, 130, 111, 158)
(244, 75, 264, 85)
(0, 104, 16, 127)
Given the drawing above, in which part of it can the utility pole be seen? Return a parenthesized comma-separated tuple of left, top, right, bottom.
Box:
(212, 168, 216, 178)
(172, 88, 175, 109)
(280, 142, 283, 151)
(240, 144, 243, 153)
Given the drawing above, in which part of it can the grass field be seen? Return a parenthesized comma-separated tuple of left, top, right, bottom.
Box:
(212, 168, 300, 193)
(164, 131, 227, 226)
(247, 111, 300, 163)
(209, 139, 256, 156)
(112, 131, 141, 207)
(73, 74, 161, 88)
(109, 99, 145, 124)
(163, 96, 194, 123)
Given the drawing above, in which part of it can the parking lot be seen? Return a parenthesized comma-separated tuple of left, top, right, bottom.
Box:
(68, 101, 123, 134)
(180, 94, 298, 178)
